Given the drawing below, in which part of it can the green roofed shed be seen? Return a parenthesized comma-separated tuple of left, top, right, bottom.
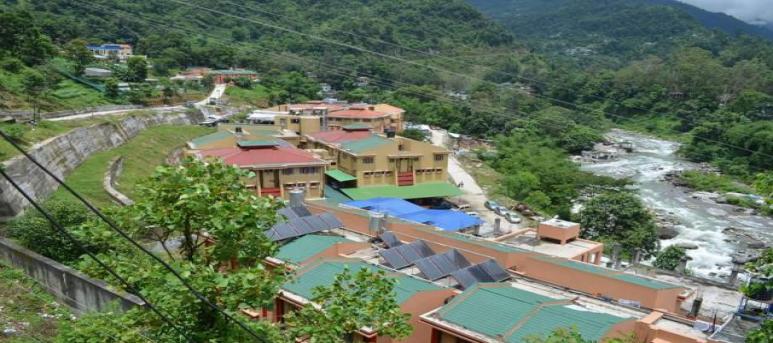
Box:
(275, 235, 350, 265)
(325, 169, 357, 182)
(342, 182, 462, 200)
(437, 284, 627, 343)
(282, 260, 443, 304)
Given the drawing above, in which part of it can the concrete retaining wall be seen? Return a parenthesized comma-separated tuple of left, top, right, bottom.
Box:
(103, 156, 134, 206)
(0, 238, 144, 314)
(0, 110, 203, 220)
(0, 105, 142, 121)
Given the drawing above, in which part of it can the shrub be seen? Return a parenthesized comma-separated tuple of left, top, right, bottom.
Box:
(653, 246, 687, 271)
(7, 200, 93, 264)
(0, 123, 28, 143)
(0, 57, 25, 72)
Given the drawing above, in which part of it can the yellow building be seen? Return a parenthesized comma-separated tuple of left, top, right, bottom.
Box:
(304, 127, 460, 201)
(268, 101, 404, 134)
(195, 140, 328, 200)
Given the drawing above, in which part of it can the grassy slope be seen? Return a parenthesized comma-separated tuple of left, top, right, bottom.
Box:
(0, 262, 69, 342)
(0, 69, 112, 112)
(224, 84, 269, 107)
(49, 125, 213, 207)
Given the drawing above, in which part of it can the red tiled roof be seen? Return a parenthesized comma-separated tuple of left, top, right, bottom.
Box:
(327, 108, 389, 118)
(197, 146, 325, 167)
(306, 130, 373, 144)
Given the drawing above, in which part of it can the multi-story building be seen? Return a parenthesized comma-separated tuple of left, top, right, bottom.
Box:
(304, 126, 458, 200)
(187, 124, 300, 150)
(86, 43, 133, 62)
(210, 68, 259, 84)
(194, 140, 327, 199)
(269, 101, 405, 134)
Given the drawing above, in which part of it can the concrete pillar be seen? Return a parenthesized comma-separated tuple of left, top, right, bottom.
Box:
(728, 261, 743, 286)
(612, 243, 622, 269)
(494, 218, 502, 236)
(676, 256, 689, 274)
(595, 251, 602, 265)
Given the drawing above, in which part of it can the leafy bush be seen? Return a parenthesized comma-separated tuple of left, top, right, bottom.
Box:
(0, 57, 24, 72)
(653, 246, 687, 271)
(7, 200, 93, 264)
(0, 123, 28, 143)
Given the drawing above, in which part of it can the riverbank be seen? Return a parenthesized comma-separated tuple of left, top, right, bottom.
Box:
(580, 129, 773, 279)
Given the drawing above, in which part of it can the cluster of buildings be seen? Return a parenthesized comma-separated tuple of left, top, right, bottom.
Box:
(170, 67, 259, 84)
(86, 43, 134, 62)
(242, 190, 733, 343)
(188, 101, 460, 205)
(185, 101, 743, 342)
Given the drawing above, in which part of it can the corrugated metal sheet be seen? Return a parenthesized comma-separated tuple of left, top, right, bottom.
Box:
(275, 235, 350, 264)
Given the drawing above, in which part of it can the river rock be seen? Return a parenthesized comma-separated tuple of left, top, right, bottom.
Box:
(748, 241, 766, 249)
(658, 226, 680, 239)
(675, 242, 699, 250)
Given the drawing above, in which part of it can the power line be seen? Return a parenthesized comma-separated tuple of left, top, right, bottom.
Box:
(0, 167, 193, 343)
(163, 0, 773, 159)
(0, 129, 269, 342)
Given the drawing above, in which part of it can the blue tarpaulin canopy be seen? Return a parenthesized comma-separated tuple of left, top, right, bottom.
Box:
(343, 198, 482, 231)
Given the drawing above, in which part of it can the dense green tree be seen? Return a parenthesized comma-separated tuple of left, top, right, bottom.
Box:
(576, 192, 659, 258)
(20, 68, 48, 121)
(653, 246, 688, 271)
(104, 78, 120, 98)
(8, 200, 94, 264)
(64, 39, 93, 75)
(0, 10, 54, 65)
(747, 320, 773, 343)
(125, 56, 148, 82)
(283, 267, 413, 342)
(61, 158, 286, 342)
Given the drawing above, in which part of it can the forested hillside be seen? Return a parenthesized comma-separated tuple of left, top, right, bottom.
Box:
(467, 0, 773, 66)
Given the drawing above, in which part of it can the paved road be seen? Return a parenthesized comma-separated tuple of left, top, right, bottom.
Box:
(50, 84, 228, 122)
(48, 105, 183, 122)
(429, 128, 525, 234)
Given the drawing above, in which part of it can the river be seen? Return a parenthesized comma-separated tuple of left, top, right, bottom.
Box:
(580, 129, 773, 279)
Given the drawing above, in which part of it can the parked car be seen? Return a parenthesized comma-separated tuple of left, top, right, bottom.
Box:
(503, 211, 522, 224)
(484, 200, 500, 211)
(465, 211, 480, 218)
(495, 206, 508, 216)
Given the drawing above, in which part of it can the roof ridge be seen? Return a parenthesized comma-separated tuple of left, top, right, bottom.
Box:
(500, 299, 573, 340)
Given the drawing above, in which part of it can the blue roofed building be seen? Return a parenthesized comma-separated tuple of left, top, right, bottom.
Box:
(343, 197, 482, 231)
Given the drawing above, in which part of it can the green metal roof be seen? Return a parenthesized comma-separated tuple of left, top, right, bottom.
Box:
(237, 140, 280, 148)
(437, 284, 627, 342)
(323, 185, 353, 204)
(189, 131, 232, 149)
(342, 123, 371, 130)
(282, 260, 443, 304)
(340, 135, 391, 154)
(342, 182, 463, 200)
(275, 235, 350, 265)
(325, 169, 357, 182)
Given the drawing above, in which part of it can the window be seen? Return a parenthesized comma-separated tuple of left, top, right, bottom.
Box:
(434, 154, 444, 161)
(398, 144, 404, 151)
(300, 167, 318, 174)
(362, 157, 374, 164)
(283, 168, 294, 175)
(291, 118, 300, 124)
(309, 182, 319, 189)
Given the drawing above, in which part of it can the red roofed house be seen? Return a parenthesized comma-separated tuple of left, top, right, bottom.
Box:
(196, 141, 328, 199)
(268, 101, 404, 134)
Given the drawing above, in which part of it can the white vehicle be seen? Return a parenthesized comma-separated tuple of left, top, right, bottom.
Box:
(465, 211, 480, 218)
(503, 211, 522, 224)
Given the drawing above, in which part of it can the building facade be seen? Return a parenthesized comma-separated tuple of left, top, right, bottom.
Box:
(194, 141, 327, 199)
(270, 101, 405, 134)
(86, 43, 133, 62)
